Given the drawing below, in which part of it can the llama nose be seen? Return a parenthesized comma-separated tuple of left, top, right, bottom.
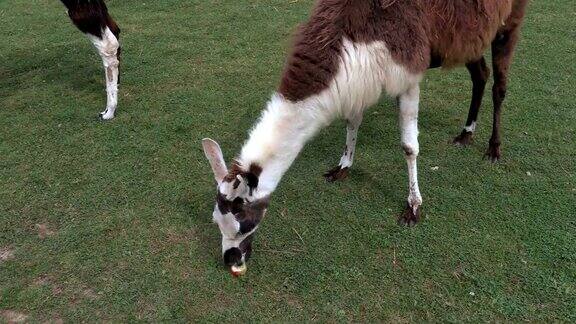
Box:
(223, 247, 242, 266)
(231, 263, 247, 277)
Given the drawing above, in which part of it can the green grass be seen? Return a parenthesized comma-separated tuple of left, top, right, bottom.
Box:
(1, 0, 574, 321)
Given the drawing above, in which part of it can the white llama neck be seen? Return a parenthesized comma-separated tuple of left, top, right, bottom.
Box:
(238, 94, 332, 197)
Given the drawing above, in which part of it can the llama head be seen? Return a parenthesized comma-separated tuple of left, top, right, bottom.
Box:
(202, 138, 269, 275)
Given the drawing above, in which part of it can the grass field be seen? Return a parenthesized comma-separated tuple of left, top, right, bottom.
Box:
(1, 0, 575, 322)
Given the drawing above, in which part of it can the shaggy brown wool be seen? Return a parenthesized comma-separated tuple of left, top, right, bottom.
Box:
(279, 0, 528, 102)
(61, 0, 120, 39)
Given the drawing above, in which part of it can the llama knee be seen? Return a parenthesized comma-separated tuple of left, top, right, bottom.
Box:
(493, 83, 507, 100)
(401, 142, 419, 157)
(89, 28, 120, 68)
(102, 39, 119, 66)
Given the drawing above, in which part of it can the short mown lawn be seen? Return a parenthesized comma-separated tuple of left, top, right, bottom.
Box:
(0, 0, 574, 321)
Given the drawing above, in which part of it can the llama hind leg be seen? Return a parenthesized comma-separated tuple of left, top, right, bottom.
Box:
(453, 57, 490, 147)
(397, 84, 422, 226)
(486, 31, 521, 161)
(485, 1, 527, 162)
(324, 115, 363, 182)
(88, 27, 120, 120)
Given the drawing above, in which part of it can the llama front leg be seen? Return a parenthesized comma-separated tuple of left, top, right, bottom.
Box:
(88, 27, 120, 120)
(324, 115, 363, 182)
(397, 85, 422, 226)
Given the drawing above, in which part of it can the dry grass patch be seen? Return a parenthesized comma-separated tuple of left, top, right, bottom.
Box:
(35, 224, 55, 239)
(0, 247, 15, 263)
(1, 310, 28, 323)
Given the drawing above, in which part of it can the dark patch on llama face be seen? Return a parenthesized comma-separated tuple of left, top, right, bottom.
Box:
(215, 190, 267, 266)
(278, 0, 519, 102)
(236, 197, 269, 234)
(216, 192, 244, 215)
(216, 192, 270, 233)
(224, 162, 263, 196)
(217, 162, 267, 233)
(222, 233, 255, 266)
(223, 247, 242, 266)
(239, 233, 255, 261)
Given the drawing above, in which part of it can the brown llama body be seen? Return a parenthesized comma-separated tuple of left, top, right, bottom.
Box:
(280, 0, 527, 101)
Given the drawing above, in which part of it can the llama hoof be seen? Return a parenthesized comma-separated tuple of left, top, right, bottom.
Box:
(99, 109, 115, 121)
(398, 204, 421, 227)
(452, 131, 473, 147)
(323, 166, 349, 182)
(484, 145, 501, 163)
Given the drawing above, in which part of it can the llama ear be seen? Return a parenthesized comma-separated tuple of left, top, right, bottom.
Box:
(202, 138, 228, 183)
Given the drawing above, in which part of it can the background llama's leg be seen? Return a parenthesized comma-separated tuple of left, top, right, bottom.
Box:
(324, 114, 363, 182)
(64, 0, 121, 120)
(398, 84, 422, 227)
(453, 57, 490, 146)
(88, 27, 120, 120)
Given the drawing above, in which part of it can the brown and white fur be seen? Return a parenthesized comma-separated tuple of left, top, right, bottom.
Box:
(61, 0, 121, 120)
(203, 0, 529, 273)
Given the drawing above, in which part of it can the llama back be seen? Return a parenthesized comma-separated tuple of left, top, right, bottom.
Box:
(278, 0, 518, 102)
(426, 0, 513, 67)
(371, 0, 514, 69)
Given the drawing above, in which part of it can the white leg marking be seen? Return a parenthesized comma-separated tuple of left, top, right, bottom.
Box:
(88, 27, 119, 120)
(399, 84, 422, 211)
(464, 121, 477, 133)
(338, 115, 363, 168)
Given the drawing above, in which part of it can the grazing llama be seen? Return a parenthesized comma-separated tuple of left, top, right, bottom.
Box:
(60, 0, 121, 120)
(202, 0, 529, 275)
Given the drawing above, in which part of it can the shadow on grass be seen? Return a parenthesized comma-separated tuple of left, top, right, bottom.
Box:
(1, 45, 102, 96)
(177, 193, 224, 269)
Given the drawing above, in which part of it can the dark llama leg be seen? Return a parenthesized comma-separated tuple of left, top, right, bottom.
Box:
(485, 0, 528, 162)
(453, 57, 490, 146)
